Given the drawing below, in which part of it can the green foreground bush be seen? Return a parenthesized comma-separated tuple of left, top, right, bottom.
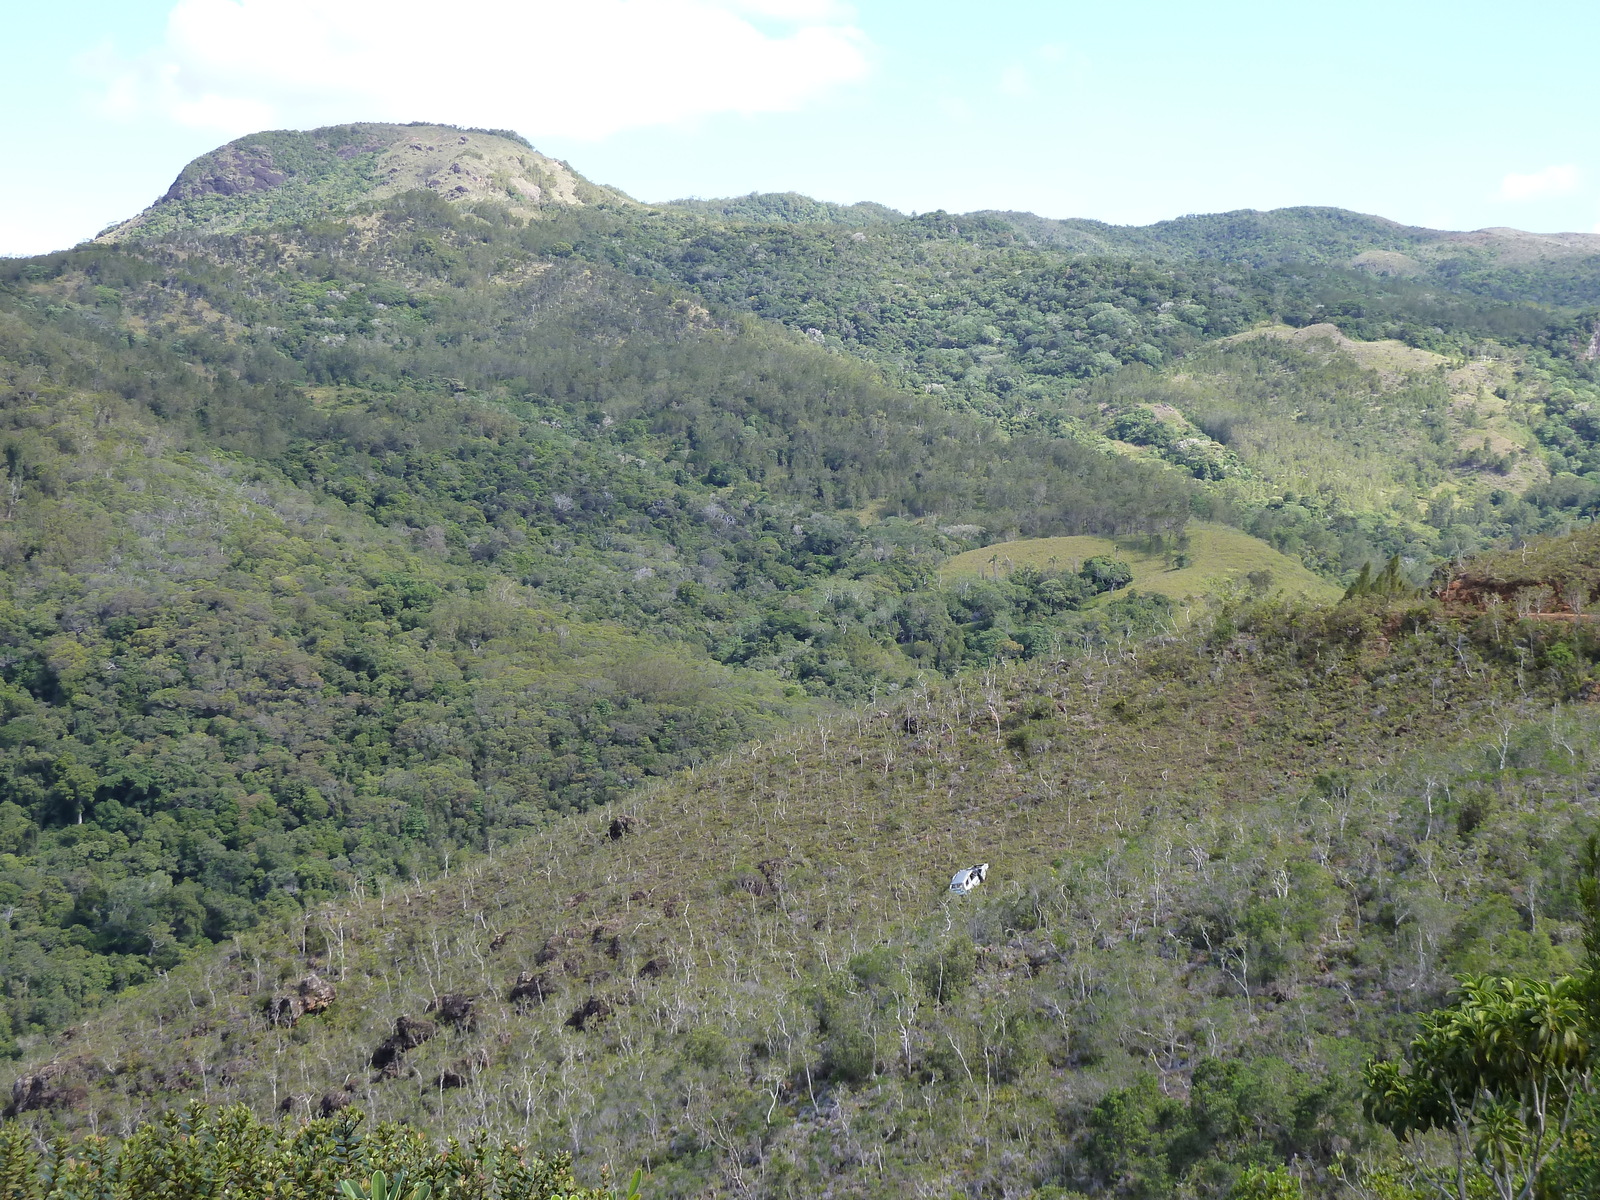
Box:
(0, 1102, 637, 1200)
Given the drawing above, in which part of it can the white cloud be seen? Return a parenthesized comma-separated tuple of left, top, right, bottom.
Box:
(722, 0, 854, 17)
(91, 0, 870, 141)
(1498, 164, 1579, 201)
(998, 66, 1032, 98)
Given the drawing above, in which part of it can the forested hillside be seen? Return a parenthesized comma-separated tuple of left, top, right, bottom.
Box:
(7, 122, 1600, 1200)
(1, 128, 1213, 1047)
(9, 538, 1600, 1198)
(589, 186, 1600, 576)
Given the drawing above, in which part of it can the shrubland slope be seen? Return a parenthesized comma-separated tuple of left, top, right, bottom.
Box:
(9, 542, 1600, 1197)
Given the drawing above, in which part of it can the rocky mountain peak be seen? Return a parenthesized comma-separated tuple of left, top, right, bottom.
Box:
(99, 121, 631, 243)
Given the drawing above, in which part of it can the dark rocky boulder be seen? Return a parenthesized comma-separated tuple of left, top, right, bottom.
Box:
(535, 933, 570, 965)
(6, 1059, 95, 1116)
(371, 1015, 437, 1076)
(509, 971, 555, 1006)
(426, 993, 476, 1030)
(318, 1091, 352, 1117)
(565, 996, 612, 1031)
(268, 973, 337, 1027)
(434, 1050, 488, 1090)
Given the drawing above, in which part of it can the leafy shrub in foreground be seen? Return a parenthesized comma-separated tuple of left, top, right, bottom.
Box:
(0, 1102, 636, 1200)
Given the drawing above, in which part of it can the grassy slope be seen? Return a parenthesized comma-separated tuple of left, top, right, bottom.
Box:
(938, 522, 1343, 606)
(1217, 324, 1545, 494)
(12, 576, 1600, 1197)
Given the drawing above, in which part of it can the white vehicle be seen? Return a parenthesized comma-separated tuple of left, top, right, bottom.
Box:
(948, 863, 989, 895)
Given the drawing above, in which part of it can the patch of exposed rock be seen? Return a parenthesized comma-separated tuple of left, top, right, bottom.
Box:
(268, 973, 337, 1027)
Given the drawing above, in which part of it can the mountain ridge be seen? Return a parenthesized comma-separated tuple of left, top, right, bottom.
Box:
(92, 122, 1600, 274)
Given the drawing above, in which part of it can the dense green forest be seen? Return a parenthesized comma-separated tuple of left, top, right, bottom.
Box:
(8, 122, 1600, 1198)
(539, 186, 1600, 577)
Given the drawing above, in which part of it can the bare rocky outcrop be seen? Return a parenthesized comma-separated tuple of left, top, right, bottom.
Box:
(565, 996, 612, 1031)
(509, 971, 556, 1006)
(268, 973, 337, 1027)
(6, 1058, 96, 1116)
(371, 1015, 437, 1077)
(99, 123, 632, 244)
(426, 993, 477, 1030)
(162, 144, 290, 201)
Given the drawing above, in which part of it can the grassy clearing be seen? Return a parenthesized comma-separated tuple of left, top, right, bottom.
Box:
(938, 521, 1343, 605)
(1224, 322, 1448, 381)
(1110, 324, 1547, 553)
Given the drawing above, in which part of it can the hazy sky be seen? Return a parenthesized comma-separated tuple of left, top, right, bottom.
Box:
(5, 0, 1599, 256)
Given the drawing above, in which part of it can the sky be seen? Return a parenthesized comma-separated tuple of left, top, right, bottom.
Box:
(5, 0, 1600, 256)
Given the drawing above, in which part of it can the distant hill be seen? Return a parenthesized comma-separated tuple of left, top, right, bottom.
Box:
(984, 206, 1444, 263)
(98, 122, 633, 243)
(658, 197, 1600, 310)
(658, 195, 1600, 277)
(88, 123, 1600, 302)
(661, 192, 904, 226)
